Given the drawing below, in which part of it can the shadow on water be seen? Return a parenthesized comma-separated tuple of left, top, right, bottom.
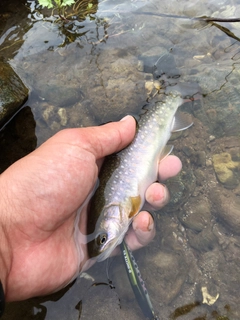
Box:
(0, 106, 37, 173)
(1, 0, 240, 319)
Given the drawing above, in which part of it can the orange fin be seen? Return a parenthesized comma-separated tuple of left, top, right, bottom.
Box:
(128, 195, 141, 219)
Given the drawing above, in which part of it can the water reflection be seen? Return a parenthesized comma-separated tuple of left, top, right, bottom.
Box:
(1, 0, 240, 319)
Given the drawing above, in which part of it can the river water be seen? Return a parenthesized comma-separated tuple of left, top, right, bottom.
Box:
(1, 0, 240, 319)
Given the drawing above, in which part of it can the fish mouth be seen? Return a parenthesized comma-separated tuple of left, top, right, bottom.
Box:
(87, 235, 123, 262)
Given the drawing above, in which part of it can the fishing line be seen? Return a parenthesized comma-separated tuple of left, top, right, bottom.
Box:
(120, 240, 159, 320)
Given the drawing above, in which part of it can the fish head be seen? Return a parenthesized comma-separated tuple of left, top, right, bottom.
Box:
(87, 195, 142, 262)
(87, 204, 129, 262)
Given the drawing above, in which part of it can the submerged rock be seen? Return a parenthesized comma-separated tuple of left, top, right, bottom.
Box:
(164, 168, 196, 213)
(187, 227, 218, 252)
(145, 250, 188, 305)
(178, 197, 211, 232)
(201, 284, 219, 306)
(212, 189, 240, 236)
(80, 285, 123, 320)
(212, 152, 239, 189)
(0, 59, 28, 127)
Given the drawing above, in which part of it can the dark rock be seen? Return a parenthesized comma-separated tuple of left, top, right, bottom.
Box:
(164, 168, 196, 213)
(187, 227, 218, 252)
(193, 150, 206, 166)
(178, 197, 211, 232)
(0, 59, 28, 127)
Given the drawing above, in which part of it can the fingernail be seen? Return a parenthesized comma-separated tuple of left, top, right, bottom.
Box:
(162, 184, 170, 203)
(120, 115, 131, 122)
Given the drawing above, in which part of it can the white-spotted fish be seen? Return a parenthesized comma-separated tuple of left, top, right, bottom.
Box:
(87, 91, 192, 261)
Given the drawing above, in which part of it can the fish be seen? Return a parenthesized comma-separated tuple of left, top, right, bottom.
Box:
(87, 90, 193, 262)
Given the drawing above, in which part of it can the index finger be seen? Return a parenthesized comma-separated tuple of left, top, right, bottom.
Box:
(158, 155, 182, 181)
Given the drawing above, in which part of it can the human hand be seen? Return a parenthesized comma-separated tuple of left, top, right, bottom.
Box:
(0, 116, 181, 301)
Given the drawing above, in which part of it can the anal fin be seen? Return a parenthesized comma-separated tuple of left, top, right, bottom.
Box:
(160, 145, 174, 161)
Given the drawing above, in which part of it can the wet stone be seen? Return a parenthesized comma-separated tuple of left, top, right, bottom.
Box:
(212, 189, 240, 236)
(212, 152, 239, 189)
(68, 100, 97, 127)
(42, 103, 55, 122)
(187, 227, 218, 252)
(57, 108, 67, 126)
(164, 168, 196, 213)
(36, 83, 83, 108)
(193, 150, 206, 166)
(138, 47, 169, 75)
(145, 251, 188, 305)
(178, 197, 211, 232)
(0, 59, 28, 127)
(191, 80, 240, 138)
(198, 250, 224, 283)
(156, 216, 187, 252)
(199, 281, 220, 306)
(230, 148, 240, 162)
(80, 285, 123, 320)
(182, 146, 194, 157)
(40, 102, 66, 131)
(194, 168, 207, 186)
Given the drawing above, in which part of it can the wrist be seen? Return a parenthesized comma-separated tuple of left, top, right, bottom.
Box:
(0, 223, 10, 296)
(0, 177, 13, 301)
(0, 224, 9, 317)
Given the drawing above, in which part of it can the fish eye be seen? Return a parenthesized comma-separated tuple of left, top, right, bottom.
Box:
(96, 233, 108, 246)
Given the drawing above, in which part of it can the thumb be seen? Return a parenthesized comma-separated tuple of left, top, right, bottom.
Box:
(52, 115, 136, 159)
(89, 115, 136, 158)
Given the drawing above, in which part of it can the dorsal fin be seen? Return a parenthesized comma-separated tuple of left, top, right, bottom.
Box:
(171, 111, 193, 132)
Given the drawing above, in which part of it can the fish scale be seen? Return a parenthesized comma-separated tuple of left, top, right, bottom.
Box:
(87, 91, 192, 261)
(105, 98, 177, 202)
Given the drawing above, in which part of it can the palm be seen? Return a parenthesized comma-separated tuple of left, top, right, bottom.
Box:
(4, 129, 98, 300)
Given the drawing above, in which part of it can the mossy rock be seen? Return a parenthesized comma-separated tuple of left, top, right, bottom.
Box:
(212, 152, 239, 189)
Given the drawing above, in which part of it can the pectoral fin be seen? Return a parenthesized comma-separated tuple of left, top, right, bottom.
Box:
(171, 111, 193, 132)
(128, 195, 141, 218)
